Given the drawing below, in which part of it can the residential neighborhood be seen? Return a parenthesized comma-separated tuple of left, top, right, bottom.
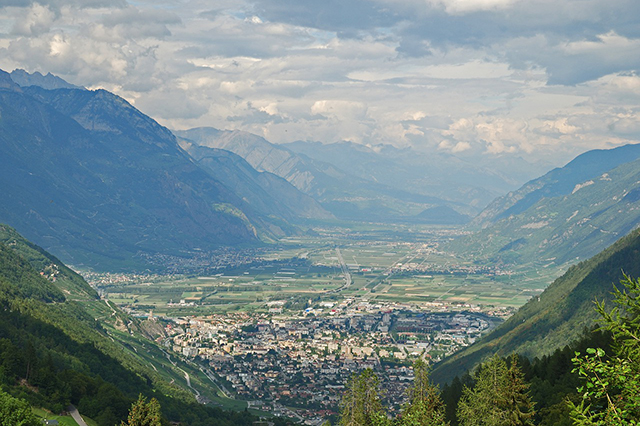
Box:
(162, 300, 496, 424)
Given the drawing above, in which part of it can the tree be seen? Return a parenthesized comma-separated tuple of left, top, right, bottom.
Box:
(339, 368, 389, 426)
(457, 354, 534, 426)
(503, 356, 536, 425)
(568, 274, 640, 425)
(399, 359, 448, 426)
(0, 388, 40, 426)
(121, 394, 162, 426)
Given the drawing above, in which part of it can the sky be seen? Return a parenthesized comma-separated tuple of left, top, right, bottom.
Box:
(0, 0, 639, 166)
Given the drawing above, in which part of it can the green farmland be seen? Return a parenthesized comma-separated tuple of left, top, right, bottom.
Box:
(89, 224, 562, 316)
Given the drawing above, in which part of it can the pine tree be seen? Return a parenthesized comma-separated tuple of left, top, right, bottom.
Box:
(339, 368, 389, 426)
(457, 354, 534, 426)
(504, 355, 536, 426)
(399, 359, 448, 426)
(121, 394, 162, 426)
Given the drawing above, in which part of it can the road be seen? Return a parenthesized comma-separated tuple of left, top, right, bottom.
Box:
(68, 405, 88, 426)
(200, 366, 233, 398)
(330, 247, 352, 293)
(178, 367, 210, 403)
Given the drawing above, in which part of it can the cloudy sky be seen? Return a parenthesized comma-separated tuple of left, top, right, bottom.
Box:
(0, 0, 639, 166)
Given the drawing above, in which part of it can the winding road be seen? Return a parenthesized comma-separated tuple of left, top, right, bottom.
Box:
(68, 405, 88, 426)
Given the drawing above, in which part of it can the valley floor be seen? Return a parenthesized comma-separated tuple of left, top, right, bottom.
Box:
(80, 223, 564, 424)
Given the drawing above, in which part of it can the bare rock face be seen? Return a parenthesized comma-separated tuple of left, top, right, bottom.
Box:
(10, 69, 82, 90)
(0, 69, 21, 92)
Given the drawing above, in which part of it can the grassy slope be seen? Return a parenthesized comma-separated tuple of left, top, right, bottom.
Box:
(32, 408, 99, 426)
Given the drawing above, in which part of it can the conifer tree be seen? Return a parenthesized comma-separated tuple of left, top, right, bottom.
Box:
(339, 368, 389, 426)
(399, 359, 448, 426)
(457, 354, 534, 426)
(504, 356, 536, 426)
(121, 394, 162, 426)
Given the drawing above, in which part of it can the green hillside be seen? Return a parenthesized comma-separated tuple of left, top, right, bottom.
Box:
(433, 227, 640, 384)
(0, 224, 290, 425)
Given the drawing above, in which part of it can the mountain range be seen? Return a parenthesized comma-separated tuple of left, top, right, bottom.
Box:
(175, 128, 548, 223)
(177, 137, 332, 222)
(175, 128, 450, 222)
(0, 69, 336, 270)
(0, 68, 565, 270)
(282, 139, 545, 210)
(448, 143, 640, 266)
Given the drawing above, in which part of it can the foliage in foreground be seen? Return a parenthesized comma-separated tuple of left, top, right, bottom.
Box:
(121, 394, 162, 426)
(339, 368, 389, 426)
(457, 355, 534, 426)
(0, 388, 40, 426)
(569, 274, 640, 425)
(400, 359, 448, 426)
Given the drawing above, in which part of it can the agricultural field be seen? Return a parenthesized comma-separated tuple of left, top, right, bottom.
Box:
(87, 224, 563, 317)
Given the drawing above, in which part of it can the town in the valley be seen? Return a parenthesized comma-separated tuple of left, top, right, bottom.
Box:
(85, 237, 551, 425)
(148, 300, 498, 424)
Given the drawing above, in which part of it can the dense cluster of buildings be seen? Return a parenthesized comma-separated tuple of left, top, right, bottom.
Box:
(164, 300, 494, 424)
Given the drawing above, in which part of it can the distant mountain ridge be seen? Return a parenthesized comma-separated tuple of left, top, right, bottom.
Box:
(449, 143, 640, 266)
(282, 140, 539, 210)
(175, 127, 481, 222)
(177, 137, 334, 221)
(10, 69, 83, 90)
(473, 143, 640, 227)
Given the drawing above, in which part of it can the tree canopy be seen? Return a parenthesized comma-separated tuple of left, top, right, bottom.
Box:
(121, 394, 162, 426)
(0, 388, 40, 426)
(400, 359, 448, 426)
(457, 354, 534, 426)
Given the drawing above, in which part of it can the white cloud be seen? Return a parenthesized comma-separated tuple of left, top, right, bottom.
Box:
(311, 100, 367, 119)
(426, 0, 520, 14)
(0, 0, 638, 168)
(10, 4, 56, 36)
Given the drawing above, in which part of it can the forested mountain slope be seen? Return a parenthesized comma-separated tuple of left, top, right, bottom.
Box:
(0, 68, 297, 270)
(433, 228, 640, 384)
(472, 143, 640, 228)
(0, 224, 286, 425)
(449, 146, 640, 266)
